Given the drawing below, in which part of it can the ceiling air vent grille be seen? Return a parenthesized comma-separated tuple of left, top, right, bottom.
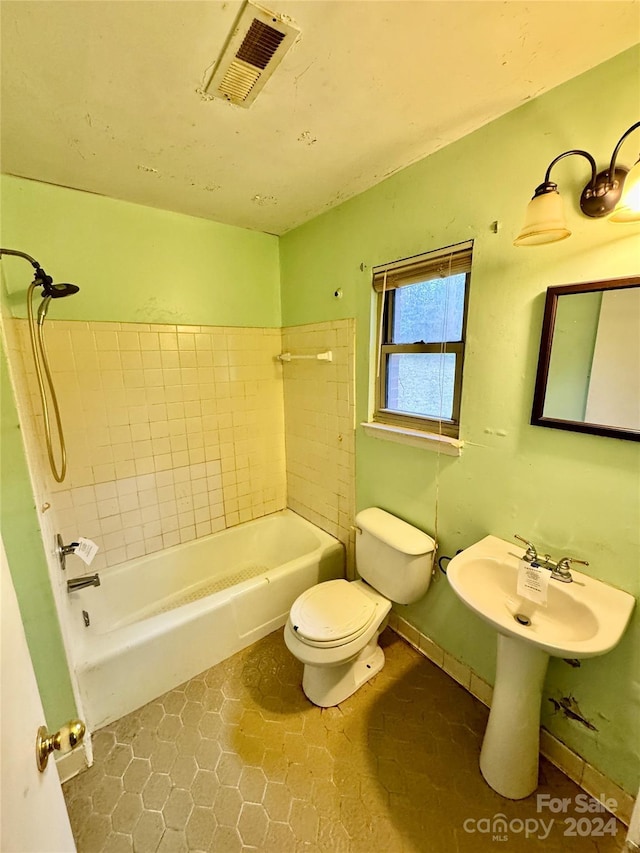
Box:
(218, 60, 262, 103)
(205, 2, 299, 108)
(237, 19, 285, 69)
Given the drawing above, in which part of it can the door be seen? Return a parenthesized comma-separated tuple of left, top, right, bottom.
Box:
(0, 536, 76, 852)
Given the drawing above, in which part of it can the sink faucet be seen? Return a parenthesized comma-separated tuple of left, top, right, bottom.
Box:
(67, 573, 100, 592)
(514, 535, 537, 563)
(551, 557, 589, 584)
(514, 535, 589, 583)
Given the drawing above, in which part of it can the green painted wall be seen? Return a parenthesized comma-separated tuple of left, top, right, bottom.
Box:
(0, 175, 280, 731)
(1, 45, 638, 794)
(0, 342, 77, 728)
(1, 175, 281, 327)
(280, 46, 640, 794)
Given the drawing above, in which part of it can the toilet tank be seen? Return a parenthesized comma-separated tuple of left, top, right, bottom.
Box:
(355, 507, 435, 605)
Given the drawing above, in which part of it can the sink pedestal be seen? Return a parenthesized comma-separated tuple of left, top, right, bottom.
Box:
(480, 634, 550, 799)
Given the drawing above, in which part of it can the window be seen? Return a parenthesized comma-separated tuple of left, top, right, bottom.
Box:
(373, 241, 472, 439)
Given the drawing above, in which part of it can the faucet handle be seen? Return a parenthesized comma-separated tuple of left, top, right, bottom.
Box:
(514, 534, 537, 562)
(556, 556, 589, 571)
(551, 556, 588, 583)
(56, 534, 79, 571)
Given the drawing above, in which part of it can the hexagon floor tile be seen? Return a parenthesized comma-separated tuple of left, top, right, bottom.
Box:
(63, 629, 626, 852)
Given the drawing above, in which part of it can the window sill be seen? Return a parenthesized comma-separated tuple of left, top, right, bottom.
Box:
(361, 421, 463, 456)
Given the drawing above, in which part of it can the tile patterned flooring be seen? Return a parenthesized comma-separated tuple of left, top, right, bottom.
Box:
(62, 629, 626, 852)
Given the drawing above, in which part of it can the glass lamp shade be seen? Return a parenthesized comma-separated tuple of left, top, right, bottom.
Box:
(513, 189, 571, 246)
(609, 159, 640, 223)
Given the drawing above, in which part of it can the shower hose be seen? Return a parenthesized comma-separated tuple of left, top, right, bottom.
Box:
(26, 282, 67, 482)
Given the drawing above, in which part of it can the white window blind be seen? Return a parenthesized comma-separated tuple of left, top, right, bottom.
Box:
(372, 240, 473, 293)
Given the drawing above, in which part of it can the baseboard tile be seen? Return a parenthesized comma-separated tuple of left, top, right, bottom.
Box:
(442, 651, 471, 690)
(538, 728, 583, 785)
(469, 671, 494, 707)
(55, 742, 89, 783)
(581, 763, 634, 827)
(391, 618, 633, 826)
(418, 633, 444, 668)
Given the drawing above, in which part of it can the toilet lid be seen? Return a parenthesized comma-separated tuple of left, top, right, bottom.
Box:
(290, 580, 377, 644)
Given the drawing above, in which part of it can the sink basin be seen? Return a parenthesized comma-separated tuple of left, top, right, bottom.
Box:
(447, 535, 635, 800)
(447, 535, 635, 658)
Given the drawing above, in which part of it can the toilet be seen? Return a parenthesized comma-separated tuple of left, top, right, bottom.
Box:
(284, 507, 435, 707)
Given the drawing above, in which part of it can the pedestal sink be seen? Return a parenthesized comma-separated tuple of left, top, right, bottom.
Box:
(447, 535, 635, 799)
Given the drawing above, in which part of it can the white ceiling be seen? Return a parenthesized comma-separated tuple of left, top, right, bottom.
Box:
(1, 1, 638, 235)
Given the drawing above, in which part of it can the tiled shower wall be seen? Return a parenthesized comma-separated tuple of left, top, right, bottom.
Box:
(8, 320, 287, 571)
(5, 317, 355, 573)
(282, 320, 355, 562)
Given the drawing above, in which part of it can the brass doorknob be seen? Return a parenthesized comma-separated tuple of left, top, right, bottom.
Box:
(36, 719, 85, 772)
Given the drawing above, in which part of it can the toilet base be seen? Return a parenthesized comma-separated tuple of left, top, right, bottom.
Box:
(301, 637, 385, 707)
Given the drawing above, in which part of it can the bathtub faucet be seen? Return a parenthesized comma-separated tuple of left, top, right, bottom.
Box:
(67, 573, 101, 592)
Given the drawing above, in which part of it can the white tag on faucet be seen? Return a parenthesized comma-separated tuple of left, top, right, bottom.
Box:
(75, 538, 99, 566)
(517, 559, 549, 606)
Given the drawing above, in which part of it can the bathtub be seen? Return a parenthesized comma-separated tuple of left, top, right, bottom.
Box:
(68, 510, 344, 729)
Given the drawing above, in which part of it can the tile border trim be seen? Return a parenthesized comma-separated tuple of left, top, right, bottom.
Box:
(56, 741, 89, 784)
(389, 613, 634, 827)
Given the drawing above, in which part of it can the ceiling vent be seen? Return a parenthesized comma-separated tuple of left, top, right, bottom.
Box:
(205, 2, 300, 108)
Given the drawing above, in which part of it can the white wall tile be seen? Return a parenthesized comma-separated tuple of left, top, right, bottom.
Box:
(9, 319, 287, 570)
(282, 319, 355, 549)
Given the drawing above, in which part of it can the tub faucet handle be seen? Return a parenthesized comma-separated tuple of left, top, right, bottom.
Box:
(514, 534, 537, 563)
(56, 534, 79, 571)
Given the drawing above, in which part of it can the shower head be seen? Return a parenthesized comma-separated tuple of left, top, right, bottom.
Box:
(44, 281, 80, 298)
(36, 282, 80, 325)
(33, 267, 80, 299)
(0, 248, 80, 299)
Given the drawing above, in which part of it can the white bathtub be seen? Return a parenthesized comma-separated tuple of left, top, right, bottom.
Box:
(68, 510, 344, 729)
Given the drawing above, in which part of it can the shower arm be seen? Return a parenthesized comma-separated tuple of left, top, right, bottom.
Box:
(0, 247, 41, 268)
(0, 248, 55, 293)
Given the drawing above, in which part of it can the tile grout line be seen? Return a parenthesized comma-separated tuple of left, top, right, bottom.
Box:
(60, 627, 629, 853)
(389, 613, 634, 826)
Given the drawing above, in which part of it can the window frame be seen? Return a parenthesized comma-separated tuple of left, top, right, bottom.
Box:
(373, 242, 472, 440)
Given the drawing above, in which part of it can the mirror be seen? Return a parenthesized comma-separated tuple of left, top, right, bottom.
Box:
(532, 276, 640, 441)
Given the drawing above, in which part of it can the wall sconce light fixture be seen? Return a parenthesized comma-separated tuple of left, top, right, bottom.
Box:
(514, 121, 640, 246)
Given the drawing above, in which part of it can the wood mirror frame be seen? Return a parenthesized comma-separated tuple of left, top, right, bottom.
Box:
(531, 275, 640, 442)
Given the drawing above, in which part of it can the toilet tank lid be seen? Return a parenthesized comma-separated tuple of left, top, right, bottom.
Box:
(356, 507, 435, 556)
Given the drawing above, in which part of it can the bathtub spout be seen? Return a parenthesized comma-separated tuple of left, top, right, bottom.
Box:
(67, 573, 101, 592)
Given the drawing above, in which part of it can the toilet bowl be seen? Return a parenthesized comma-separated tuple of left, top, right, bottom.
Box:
(284, 507, 435, 707)
(284, 579, 391, 707)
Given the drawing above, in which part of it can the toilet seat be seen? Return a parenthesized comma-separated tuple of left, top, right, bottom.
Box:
(290, 580, 378, 648)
